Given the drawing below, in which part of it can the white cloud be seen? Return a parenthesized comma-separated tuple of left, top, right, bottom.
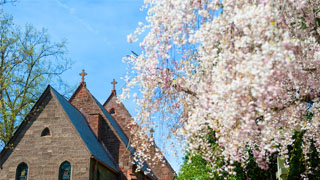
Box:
(55, 0, 98, 35)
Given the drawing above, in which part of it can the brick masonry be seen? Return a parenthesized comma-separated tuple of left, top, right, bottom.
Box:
(69, 83, 121, 166)
(0, 92, 91, 180)
(69, 83, 133, 180)
(70, 83, 175, 180)
(104, 92, 176, 180)
(0, 81, 175, 180)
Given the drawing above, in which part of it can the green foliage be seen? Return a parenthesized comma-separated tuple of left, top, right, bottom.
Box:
(287, 131, 320, 180)
(177, 130, 319, 180)
(307, 140, 320, 179)
(176, 154, 211, 180)
(0, 13, 71, 148)
(177, 131, 278, 180)
(287, 130, 306, 179)
(177, 152, 276, 180)
(232, 151, 278, 180)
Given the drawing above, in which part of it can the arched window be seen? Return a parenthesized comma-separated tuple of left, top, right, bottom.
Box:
(59, 161, 71, 180)
(16, 162, 28, 180)
(109, 108, 115, 114)
(41, 127, 50, 137)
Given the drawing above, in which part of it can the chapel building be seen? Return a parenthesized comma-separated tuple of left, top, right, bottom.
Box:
(0, 70, 175, 180)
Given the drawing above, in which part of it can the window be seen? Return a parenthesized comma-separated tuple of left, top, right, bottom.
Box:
(59, 161, 71, 180)
(109, 108, 115, 114)
(41, 127, 50, 137)
(16, 162, 28, 180)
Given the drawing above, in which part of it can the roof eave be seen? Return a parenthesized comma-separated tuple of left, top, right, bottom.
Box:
(68, 82, 86, 102)
(91, 155, 120, 174)
(102, 91, 116, 107)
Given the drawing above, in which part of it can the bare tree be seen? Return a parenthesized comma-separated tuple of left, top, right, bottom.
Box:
(0, 13, 71, 147)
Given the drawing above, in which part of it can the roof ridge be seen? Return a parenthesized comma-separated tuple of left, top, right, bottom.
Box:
(70, 83, 133, 150)
(68, 82, 86, 102)
(50, 86, 120, 172)
(92, 96, 158, 179)
(102, 91, 176, 175)
(103, 90, 116, 106)
(68, 83, 158, 179)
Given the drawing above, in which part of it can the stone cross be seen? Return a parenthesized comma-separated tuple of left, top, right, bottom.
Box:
(111, 79, 117, 91)
(80, 69, 87, 83)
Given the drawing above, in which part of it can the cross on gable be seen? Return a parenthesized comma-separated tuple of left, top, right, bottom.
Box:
(111, 79, 117, 91)
(80, 69, 87, 83)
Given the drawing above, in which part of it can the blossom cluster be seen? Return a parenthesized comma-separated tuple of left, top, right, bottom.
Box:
(123, 0, 320, 174)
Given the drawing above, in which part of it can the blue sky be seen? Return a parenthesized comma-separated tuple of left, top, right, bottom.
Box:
(3, 0, 182, 172)
(3, 0, 145, 97)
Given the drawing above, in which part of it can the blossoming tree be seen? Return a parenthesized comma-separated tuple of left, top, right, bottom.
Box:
(124, 0, 320, 175)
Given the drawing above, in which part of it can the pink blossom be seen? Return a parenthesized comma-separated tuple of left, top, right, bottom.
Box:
(123, 0, 320, 175)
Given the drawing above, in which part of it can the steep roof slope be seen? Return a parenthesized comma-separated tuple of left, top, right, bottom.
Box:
(0, 85, 119, 173)
(103, 89, 176, 180)
(69, 82, 157, 179)
(51, 86, 119, 172)
(94, 96, 134, 153)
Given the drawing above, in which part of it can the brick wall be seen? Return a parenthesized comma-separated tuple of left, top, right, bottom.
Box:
(0, 93, 91, 180)
(70, 84, 175, 180)
(104, 94, 133, 139)
(70, 85, 155, 180)
(70, 84, 132, 179)
(104, 94, 176, 180)
(69, 84, 121, 165)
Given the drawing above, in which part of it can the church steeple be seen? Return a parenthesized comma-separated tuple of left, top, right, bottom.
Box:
(111, 79, 117, 95)
(69, 69, 89, 103)
(79, 69, 87, 85)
